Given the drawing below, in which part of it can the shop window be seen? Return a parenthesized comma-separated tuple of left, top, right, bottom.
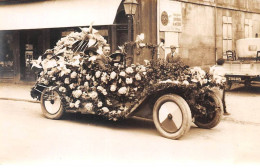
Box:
(223, 16, 232, 58)
(0, 32, 14, 78)
(245, 19, 253, 38)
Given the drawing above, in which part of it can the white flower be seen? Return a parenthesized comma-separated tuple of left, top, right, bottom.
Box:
(134, 87, 138, 91)
(69, 103, 75, 108)
(118, 87, 127, 95)
(97, 101, 103, 108)
(82, 70, 87, 75)
(126, 78, 133, 84)
(59, 87, 66, 93)
(52, 77, 56, 81)
(81, 92, 88, 99)
(84, 82, 89, 89)
(117, 110, 122, 115)
(139, 43, 146, 48)
(70, 71, 77, 78)
(95, 71, 101, 78)
(69, 83, 75, 89)
(202, 79, 208, 84)
(47, 70, 55, 76)
(101, 75, 108, 83)
(110, 71, 117, 80)
(111, 110, 116, 115)
(183, 80, 189, 85)
(136, 33, 145, 42)
(93, 81, 98, 86)
(75, 100, 81, 108)
(191, 78, 198, 83)
(110, 85, 117, 92)
(72, 90, 82, 98)
(126, 67, 134, 74)
(119, 71, 126, 77)
(65, 69, 71, 75)
(143, 72, 147, 75)
(135, 73, 141, 81)
(144, 60, 150, 65)
(140, 66, 146, 72)
(89, 91, 98, 99)
(64, 78, 70, 84)
(43, 80, 49, 85)
(106, 99, 112, 106)
(86, 74, 92, 80)
(84, 103, 93, 112)
(102, 107, 109, 113)
(65, 96, 70, 102)
(97, 86, 104, 92)
(102, 90, 108, 95)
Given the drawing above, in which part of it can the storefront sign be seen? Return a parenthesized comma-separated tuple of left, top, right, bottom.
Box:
(159, 0, 182, 32)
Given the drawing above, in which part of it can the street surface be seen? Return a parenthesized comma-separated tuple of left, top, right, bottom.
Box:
(0, 85, 260, 168)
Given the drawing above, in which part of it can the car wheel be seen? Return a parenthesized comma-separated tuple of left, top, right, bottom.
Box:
(153, 94, 192, 140)
(41, 88, 64, 119)
(194, 91, 223, 129)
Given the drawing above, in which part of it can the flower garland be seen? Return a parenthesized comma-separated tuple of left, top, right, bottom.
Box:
(31, 29, 226, 121)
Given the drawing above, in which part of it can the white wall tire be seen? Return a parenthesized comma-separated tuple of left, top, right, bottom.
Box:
(41, 88, 64, 120)
(153, 94, 192, 140)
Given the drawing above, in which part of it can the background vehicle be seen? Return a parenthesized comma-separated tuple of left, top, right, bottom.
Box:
(223, 38, 260, 90)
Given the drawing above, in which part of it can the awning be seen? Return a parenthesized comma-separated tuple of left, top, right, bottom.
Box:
(0, 0, 122, 30)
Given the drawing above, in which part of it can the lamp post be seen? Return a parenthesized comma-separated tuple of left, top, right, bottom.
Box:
(123, 0, 138, 43)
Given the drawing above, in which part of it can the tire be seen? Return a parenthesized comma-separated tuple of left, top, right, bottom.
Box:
(41, 88, 64, 120)
(194, 91, 223, 129)
(153, 94, 192, 140)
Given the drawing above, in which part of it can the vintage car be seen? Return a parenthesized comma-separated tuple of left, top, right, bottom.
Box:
(30, 27, 225, 140)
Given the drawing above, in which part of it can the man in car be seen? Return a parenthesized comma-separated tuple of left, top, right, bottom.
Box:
(96, 44, 112, 70)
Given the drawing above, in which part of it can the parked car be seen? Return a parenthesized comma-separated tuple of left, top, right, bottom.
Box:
(31, 27, 225, 140)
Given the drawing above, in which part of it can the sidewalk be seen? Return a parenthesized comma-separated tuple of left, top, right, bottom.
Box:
(0, 82, 39, 103)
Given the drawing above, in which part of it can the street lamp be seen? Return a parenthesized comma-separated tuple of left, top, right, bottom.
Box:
(123, 0, 138, 42)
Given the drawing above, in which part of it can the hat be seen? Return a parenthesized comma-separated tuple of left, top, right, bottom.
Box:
(43, 49, 53, 55)
(110, 50, 124, 62)
(170, 45, 176, 49)
(85, 46, 98, 55)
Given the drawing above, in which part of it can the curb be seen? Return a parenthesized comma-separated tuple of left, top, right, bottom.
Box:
(0, 97, 40, 103)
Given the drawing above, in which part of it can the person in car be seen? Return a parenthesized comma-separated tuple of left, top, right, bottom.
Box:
(110, 50, 124, 64)
(96, 44, 112, 70)
(85, 46, 98, 57)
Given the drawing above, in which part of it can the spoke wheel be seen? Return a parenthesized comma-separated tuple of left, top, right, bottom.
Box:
(153, 94, 192, 140)
(41, 88, 64, 119)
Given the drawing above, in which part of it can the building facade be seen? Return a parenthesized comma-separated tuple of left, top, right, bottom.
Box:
(0, 0, 260, 83)
(157, 0, 260, 67)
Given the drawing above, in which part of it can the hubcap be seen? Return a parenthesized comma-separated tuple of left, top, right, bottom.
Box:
(44, 91, 61, 114)
(158, 101, 183, 133)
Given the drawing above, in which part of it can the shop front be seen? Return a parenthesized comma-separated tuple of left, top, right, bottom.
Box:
(0, 31, 15, 80)
(0, 0, 126, 82)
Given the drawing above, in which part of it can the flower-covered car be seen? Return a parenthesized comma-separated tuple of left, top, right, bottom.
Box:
(31, 26, 226, 140)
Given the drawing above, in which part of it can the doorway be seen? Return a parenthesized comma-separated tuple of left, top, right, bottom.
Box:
(20, 30, 44, 81)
